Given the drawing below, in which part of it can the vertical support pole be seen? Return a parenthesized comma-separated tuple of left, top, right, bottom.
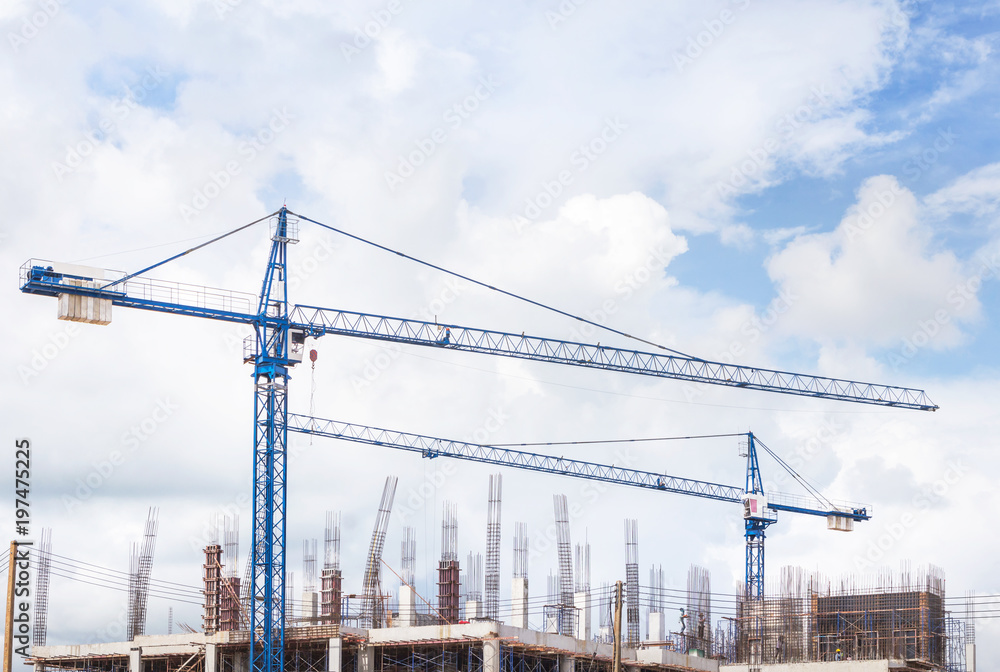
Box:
(4, 541, 18, 672)
(612, 581, 623, 672)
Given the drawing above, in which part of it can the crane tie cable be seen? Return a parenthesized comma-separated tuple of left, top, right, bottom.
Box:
(99, 210, 279, 291)
(488, 432, 747, 448)
(289, 210, 701, 360)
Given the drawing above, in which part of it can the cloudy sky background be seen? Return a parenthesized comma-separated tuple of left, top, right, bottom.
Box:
(2, 0, 999, 663)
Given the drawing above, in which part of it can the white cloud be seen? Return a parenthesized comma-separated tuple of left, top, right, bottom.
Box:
(925, 161, 1000, 218)
(765, 175, 978, 348)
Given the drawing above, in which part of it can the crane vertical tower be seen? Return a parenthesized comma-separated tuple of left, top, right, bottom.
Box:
(249, 209, 302, 672)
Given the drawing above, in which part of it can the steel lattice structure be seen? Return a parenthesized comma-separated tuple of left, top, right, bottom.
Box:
(485, 475, 502, 621)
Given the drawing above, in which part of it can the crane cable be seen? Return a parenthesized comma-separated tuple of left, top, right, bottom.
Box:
(98, 210, 279, 291)
(755, 437, 835, 511)
(488, 432, 747, 448)
(289, 210, 700, 360)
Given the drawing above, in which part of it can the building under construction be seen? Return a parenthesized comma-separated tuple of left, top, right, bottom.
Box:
(25, 483, 975, 672)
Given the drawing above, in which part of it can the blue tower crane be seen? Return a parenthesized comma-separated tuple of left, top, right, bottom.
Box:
(282, 413, 869, 603)
(19, 207, 930, 672)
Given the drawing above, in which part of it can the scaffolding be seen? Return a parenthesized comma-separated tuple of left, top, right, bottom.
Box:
(714, 564, 960, 668)
(685, 565, 711, 656)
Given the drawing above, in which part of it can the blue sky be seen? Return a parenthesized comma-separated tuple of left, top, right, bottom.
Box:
(2, 0, 1000, 665)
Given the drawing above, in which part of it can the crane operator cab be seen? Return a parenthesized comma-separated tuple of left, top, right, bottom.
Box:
(288, 329, 307, 363)
(742, 493, 770, 521)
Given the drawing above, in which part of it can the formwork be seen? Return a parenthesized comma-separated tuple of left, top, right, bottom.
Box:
(438, 560, 461, 625)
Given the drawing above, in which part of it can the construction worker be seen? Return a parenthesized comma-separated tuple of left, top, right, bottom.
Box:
(679, 608, 688, 634)
(835, 648, 842, 661)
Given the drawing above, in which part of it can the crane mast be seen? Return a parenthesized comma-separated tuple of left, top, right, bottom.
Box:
(248, 210, 301, 672)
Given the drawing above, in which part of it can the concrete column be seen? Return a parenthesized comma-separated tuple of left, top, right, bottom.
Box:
(205, 643, 217, 672)
(327, 637, 342, 672)
(399, 586, 417, 626)
(967, 642, 976, 672)
(647, 612, 664, 642)
(483, 640, 501, 672)
(510, 577, 528, 629)
(573, 591, 590, 641)
(303, 591, 319, 620)
(128, 648, 141, 672)
(465, 600, 482, 620)
(358, 645, 374, 672)
(558, 656, 574, 672)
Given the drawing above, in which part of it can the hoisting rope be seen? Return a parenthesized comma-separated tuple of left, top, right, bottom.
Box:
(289, 210, 700, 360)
(309, 348, 318, 445)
